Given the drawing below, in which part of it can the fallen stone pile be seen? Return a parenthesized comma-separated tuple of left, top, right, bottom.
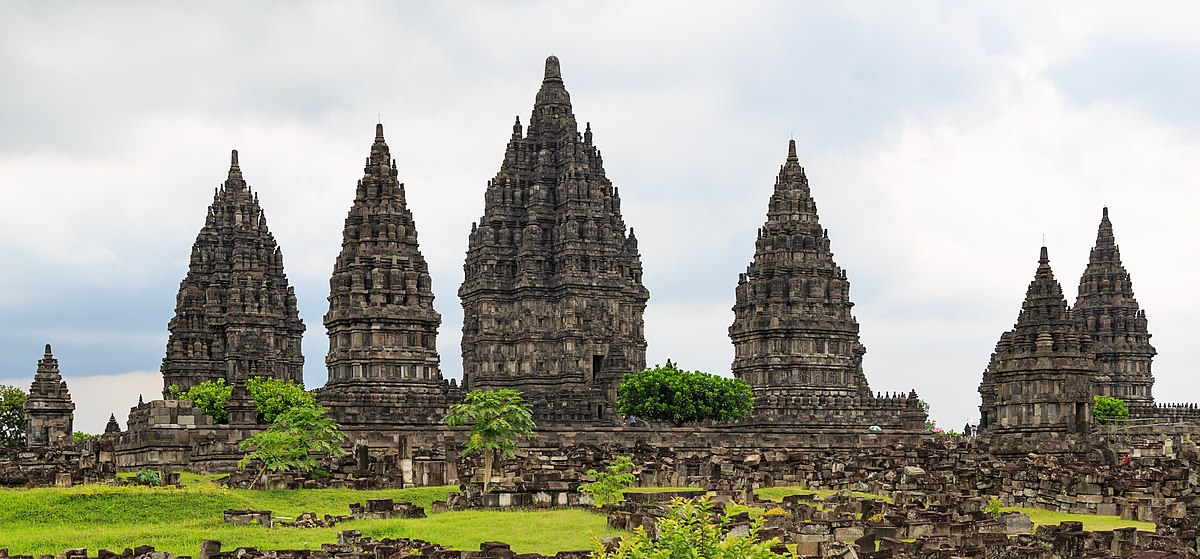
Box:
(348, 498, 425, 519)
(606, 490, 1200, 558)
(0, 440, 115, 487)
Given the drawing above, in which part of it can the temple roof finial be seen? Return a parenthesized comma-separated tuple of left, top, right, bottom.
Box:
(787, 139, 798, 162)
(544, 55, 562, 82)
(44, 343, 52, 356)
(375, 123, 385, 142)
(1039, 245, 1049, 265)
(226, 149, 244, 183)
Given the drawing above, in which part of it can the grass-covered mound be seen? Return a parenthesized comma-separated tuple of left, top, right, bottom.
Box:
(0, 479, 623, 556)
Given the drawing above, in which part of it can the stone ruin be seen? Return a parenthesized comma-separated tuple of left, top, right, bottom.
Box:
(459, 55, 649, 424)
(10, 54, 926, 477)
(316, 123, 459, 435)
(24, 345, 74, 447)
(731, 140, 926, 430)
(159, 150, 305, 395)
(8, 58, 1200, 556)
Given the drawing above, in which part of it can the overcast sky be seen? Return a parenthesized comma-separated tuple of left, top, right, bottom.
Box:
(2, 2, 1197, 434)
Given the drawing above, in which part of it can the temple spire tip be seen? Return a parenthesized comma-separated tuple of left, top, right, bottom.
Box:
(544, 55, 562, 82)
(375, 122, 385, 141)
(787, 139, 798, 162)
(230, 149, 239, 168)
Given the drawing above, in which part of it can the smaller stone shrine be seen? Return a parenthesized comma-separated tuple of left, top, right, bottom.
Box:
(978, 247, 1096, 454)
(160, 150, 306, 395)
(317, 124, 458, 434)
(729, 141, 926, 430)
(24, 344, 75, 447)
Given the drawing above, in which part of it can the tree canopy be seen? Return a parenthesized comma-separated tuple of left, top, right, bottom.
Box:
(247, 377, 316, 423)
(444, 388, 535, 491)
(238, 404, 347, 487)
(0, 385, 26, 447)
(168, 377, 313, 424)
(617, 361, 753, 426)
(591, 496, 785, 559)
(1094, 395, 1130, 426)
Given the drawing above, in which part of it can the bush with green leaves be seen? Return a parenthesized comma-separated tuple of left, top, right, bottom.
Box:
(134, 469, 161, 486)
(238, 404, 347, 487)
(72, 431, 97, 443)
(168, 377, 314, 425)
(617, 361, 753, 426)
(986, 497, 1004, 517)
(0, 385, 27, 447)
(444, 388, 534, 492)
(168, 379, 232, 424)
(246, 377, 316, 423)
(1094, 395, 1129, 426)
(591, 496, 785, 559)
(580, 455, 636, 507)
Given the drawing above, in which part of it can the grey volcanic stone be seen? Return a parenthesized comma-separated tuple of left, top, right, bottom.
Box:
(160, 150, 305, 395)
(459, 56, 648, 423)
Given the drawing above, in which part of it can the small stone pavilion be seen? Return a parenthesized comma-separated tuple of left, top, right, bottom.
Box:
(24, 344, 75, 447)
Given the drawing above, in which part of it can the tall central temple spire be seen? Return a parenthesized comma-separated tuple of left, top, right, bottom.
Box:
(318, 124, 452, 428)
(161, 151, 305, 395)
(1073, 207, 1155, 412)
(730, 141, 924, 429)
(459, 56, 649, 423)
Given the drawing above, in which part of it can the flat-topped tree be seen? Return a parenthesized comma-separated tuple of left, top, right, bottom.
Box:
(444, 388, 534, 492)
(161, 151, 305, 395)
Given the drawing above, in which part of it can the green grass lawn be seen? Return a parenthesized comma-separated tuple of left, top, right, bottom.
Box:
(1004, 507, 1155, 532)
(754, 486, 892, 503)
(0, 480, 621, 556)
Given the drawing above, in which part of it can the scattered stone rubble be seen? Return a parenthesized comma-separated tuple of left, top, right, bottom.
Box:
(348, 498, 425, 519)
(221, 510, 271, 527)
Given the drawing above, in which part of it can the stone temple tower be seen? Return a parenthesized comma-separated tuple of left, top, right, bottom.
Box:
(978, 247, 1096, 439)
(318, 124, 454, 428)
(1074, 207, 1156, 412)
(460, 56, 649, 423)
(161, 151, 305, 395)
(730, 141, 925, 429)
(25, 344, 75, 447)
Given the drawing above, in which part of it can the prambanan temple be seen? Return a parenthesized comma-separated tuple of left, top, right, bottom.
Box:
(15, 56, 1200, 475)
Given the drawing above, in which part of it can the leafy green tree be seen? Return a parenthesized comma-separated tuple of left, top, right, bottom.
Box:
(237, 404, 347, 487)
(444, 388, 534, 492)
(1094, 395, 1130, 426)
(246, 377, 316, 423)
(617, 361, 753, 426)
(918, 399, 937, 431)
(591, 496, 785, 559)
(72, 431, 97, 443)
(169, 377, 313, 425)
(168, 379, 232, 423)
(580, 455, 636, 507)
(0, 385, 26, 447)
